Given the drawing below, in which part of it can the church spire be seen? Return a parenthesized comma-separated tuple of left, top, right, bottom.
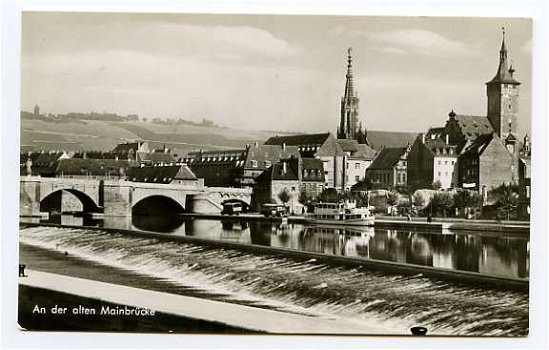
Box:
(344, 47, 355, 99)
(338, 47, 360, 140)
(488, 26, 519, 85)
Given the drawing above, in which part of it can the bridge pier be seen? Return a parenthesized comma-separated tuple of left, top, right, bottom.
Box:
(20, 178, 252, 218)
(20, 177, 41, 216)
(102, 182, 133, 217)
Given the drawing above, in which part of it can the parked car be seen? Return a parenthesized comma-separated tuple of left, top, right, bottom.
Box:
(261, 203, 289, 218)
(221, 202, 242, 216)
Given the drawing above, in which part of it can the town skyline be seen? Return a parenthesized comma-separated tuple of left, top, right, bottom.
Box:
(22, 13, 532, 137)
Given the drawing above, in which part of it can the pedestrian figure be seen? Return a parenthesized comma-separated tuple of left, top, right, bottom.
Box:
(19, 264, 27, 277)
(407, 213, 411, 221)
(427, 214, 432, 223)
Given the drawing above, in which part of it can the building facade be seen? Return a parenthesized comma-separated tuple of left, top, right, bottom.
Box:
(264, 133, 346, 191)
(366, 147, 409, 190)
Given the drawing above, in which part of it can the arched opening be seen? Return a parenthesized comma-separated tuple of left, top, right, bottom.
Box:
(131, 195, 186, 233)
(40, 189, 100, 215)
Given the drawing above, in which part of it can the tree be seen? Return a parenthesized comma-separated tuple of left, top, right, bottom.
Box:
(489, 183, 518, 221)
(431, 192, 454, 218)
(318, 188, 339, 203)
(431, 180, 442, 190)
(278, 189, 291, 204)
(387, 191, 399, 206)
(412, 192, 425, 209)
(386, 191, 399, 215)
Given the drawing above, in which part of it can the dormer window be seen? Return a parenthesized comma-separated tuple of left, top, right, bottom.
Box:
(264, 161, 271, 167)
(251, 160, 258, 168)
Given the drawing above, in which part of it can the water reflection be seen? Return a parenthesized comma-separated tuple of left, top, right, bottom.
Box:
(32, 214, 529, 279)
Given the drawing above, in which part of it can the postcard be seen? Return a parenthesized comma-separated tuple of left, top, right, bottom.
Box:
(5, 5, 541, 347)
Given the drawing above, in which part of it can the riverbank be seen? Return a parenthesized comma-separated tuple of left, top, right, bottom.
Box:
(20, 222, 529, 292)
(177, 212, 529, 234)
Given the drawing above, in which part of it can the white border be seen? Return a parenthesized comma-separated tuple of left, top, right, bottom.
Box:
(1, 1, 548, 349)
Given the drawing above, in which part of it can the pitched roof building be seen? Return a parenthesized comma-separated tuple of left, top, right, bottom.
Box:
(264, 133, 346, 190)
(56, 158, 135, 179)
(367, 146, 410, 189)
(365, 131, 419, 151)
(126, 164, 199, 186)
(182, 143, 299, 187)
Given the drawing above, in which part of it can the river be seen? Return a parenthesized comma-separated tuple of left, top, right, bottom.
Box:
(19, 214, 529, 336)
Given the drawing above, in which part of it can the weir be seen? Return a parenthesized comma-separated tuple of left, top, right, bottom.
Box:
(19, 224, 529, 336)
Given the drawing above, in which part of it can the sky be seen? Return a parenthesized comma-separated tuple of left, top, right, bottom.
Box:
(21, 12, 532, 137)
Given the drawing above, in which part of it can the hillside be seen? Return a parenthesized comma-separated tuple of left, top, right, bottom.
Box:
(20, 119, 284, 155)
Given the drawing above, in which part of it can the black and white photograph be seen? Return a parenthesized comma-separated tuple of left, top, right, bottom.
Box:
(2, 1, 548, 348)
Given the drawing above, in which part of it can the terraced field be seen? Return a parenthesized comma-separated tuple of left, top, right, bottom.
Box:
(21, 118, 278, 153)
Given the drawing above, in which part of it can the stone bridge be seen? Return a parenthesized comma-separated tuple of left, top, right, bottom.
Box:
(20, 176, 252, 216)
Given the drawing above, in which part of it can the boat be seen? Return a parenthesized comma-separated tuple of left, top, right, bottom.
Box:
(304, 201, 375, 226)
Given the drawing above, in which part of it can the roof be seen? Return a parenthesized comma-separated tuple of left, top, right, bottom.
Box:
(139, 152, 175, 164)
(184, 149, 248, 167)
(461, 134, 495, 156)
(355, 144, 377, 159)
(487, 36, 521, 85)
(426, 127, 445, 139)
(264, 133, 332, 147)
(244, 144, 300, 169)
(302, 158, 325, 182)
(257, 158, 300, 182)
(368, 147, 407, 170)
(173, 164, 198, 181)
(112, 141, 148, 155)
(422, 137, 458, 157)
(56, 158, 134, 176)
(452, 115, 494, 141)
(366, 131, 419, 151)
(336, 139, 359, 152)
(126, 164, 197, 183)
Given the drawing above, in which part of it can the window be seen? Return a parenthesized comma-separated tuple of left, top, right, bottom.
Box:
(355, 175, 360, 182)
(451, 161, 455, 165)
(251, 160, 258, 168)
(444, 161, 448, 165)
(437, 171, 441, 177)
(437, 161, 441, 165)
(355, 163, 360, 170)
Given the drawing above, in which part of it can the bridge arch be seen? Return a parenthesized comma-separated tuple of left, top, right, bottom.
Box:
(40, 189, 101, 214)
(132, 195, 186, 216)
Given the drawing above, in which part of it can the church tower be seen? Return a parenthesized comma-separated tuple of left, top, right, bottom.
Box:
(338, 48, 360, 140)
(486, 27, 521, 144)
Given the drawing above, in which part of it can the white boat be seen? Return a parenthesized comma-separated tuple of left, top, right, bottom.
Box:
(304, 201, 375, 226)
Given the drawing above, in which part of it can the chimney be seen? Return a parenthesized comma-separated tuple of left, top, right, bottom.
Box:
(254, 141, 259, 148)
(282, 142, 286, 152)
(421, 133, 425, 144)
(282, 161, 287, 174)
